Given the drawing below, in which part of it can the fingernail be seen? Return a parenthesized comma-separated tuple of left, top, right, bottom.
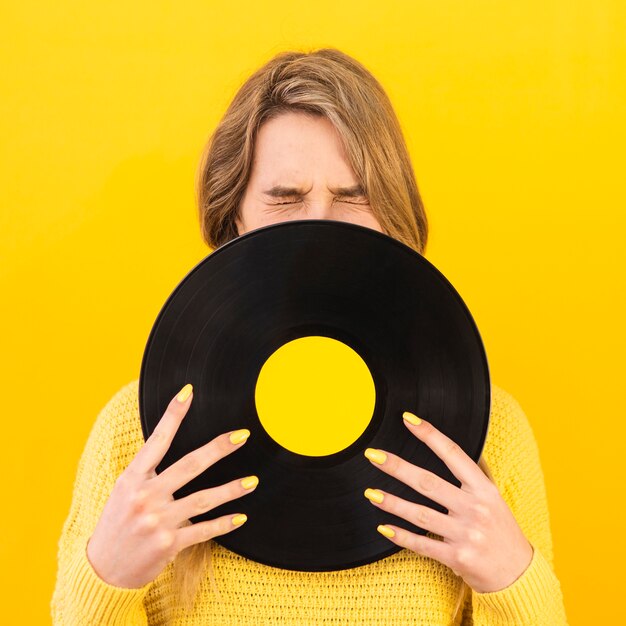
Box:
(230, 429, 250, 445)
(364, 488, 384, 504)
(176, 383, 193, 403)
(232, 514, 247, 526)
(240, 475, 259, 490)
(377, 524, 395, 538)
(402, 411, 422, 426)
(364, 448, 387, 464)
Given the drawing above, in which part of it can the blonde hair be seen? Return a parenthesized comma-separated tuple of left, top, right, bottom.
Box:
(175, 46, 482, 619)
(195, 47, 428, 253)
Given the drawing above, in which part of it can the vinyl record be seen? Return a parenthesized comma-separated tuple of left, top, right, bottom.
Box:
(138, 219, 491, 572)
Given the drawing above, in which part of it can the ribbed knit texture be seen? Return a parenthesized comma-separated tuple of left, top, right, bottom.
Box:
(51, 380, 568, 625)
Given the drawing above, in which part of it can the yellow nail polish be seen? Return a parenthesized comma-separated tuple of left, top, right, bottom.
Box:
(232, 514, 247, 526)
(377, 524, 395, 538)
(241, 475, 259, 490)
(176, 383, 193, 403)
(230, 429, 250, 445)
(402, 411, 422, 426)
(364, 448, 387, 464)
(364, 488, 384, 504)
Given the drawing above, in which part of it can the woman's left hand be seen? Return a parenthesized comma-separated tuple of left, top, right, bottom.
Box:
(363, 412, 534, 593)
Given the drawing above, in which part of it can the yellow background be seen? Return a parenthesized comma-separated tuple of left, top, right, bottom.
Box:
(1, 1, 624, 623)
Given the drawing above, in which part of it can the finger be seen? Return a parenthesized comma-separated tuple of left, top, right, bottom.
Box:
(129, 383, 195, 475)
(364, 488, 461, 541)
(364, 448, 471, 514)
(175, 512, 248, 552)
(402, 412, 489, 491)
(166, 475, 259, 527)
(156, 429, 251, 496)
(376, 523, 455, 570)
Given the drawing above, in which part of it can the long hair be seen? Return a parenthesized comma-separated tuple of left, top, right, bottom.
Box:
(175, 47, 485, 620)
(195, 47, 428, 253)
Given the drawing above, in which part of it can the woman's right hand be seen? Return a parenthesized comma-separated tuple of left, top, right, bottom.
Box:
(86, 383, 258, 589)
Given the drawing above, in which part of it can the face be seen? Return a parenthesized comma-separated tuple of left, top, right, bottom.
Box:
(236, 111, 383, 236)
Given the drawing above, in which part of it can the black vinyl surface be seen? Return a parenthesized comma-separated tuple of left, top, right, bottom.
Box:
(138, 219, 491, 572)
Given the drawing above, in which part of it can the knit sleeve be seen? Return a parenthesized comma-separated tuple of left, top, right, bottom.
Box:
(468, 387, 569, 625)
(50, 380, 153, 626)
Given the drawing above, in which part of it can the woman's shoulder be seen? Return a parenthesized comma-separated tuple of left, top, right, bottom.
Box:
(108, 378, 140, 406)
(86, 378, 144, 474)
(96, 378, 141, 431)
(482, 383, 542, 489)
(487, 383, 534, 443)
(110, 377, 142, 439)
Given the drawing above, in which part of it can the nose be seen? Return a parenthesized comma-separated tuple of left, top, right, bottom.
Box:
(302, 196, 337, 220)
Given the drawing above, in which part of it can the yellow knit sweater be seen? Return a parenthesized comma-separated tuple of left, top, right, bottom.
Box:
(51, 379, 568, 625)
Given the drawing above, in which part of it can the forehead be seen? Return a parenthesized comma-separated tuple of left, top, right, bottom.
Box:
(250, 111, 356, 183)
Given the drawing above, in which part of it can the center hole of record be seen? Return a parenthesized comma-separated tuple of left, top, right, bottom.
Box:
(255, 336, 376, 456)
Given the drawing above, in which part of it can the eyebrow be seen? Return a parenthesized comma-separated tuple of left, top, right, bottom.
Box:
(262, 184, 366, 198)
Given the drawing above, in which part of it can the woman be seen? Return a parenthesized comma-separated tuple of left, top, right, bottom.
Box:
(51, 48, 568, 625)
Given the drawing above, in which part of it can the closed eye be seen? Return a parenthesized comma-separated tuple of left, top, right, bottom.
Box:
(271, 198, 369, 206)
